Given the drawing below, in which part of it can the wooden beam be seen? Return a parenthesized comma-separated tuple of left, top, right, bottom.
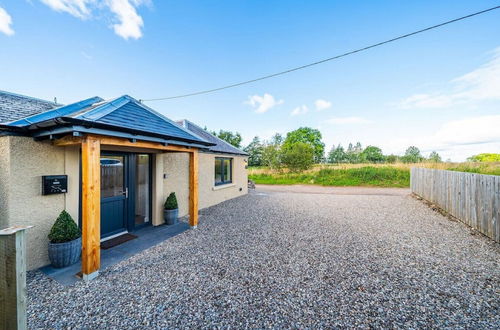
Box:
(81, 135, 101, 280)
(97, 135, 195, 153)
(189, 150, 199, 228)
(53, 134, 197, 153)
(52, 135, 83, 146)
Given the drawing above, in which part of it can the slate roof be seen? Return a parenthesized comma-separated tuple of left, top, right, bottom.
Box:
(0, 90, 58, 123)
(1, 93, 213, 148)
(177, 119, 248, 156)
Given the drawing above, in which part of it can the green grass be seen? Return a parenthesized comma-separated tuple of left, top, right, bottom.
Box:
(447, 164, 500, 176)
(249, 166, 411, 188)
(249, 163, 500, 188)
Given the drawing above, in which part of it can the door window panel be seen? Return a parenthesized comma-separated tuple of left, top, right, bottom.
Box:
(135, 154, 150, 225)
(100, 156, 124, 198)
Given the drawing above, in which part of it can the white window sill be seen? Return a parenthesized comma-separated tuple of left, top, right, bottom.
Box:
(212, 183, 235, 191)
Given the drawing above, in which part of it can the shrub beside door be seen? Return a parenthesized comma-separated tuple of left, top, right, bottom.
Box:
(164, 192, 179, 225)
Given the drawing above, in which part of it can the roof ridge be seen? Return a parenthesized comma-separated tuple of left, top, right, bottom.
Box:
(124, 98, 209, 144)
(75, 96, 130, 121)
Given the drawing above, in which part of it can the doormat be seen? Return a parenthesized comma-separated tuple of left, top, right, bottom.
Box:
(101, 233, 138, 250)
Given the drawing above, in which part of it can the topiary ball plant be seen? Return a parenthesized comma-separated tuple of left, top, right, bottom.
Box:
(164, 192, 178, 210)
(48, 210, 81, 243)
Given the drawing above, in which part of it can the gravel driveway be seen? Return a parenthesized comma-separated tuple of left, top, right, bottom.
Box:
(28, 188, 499, 328)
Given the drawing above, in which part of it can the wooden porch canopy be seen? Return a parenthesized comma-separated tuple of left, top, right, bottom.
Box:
(53, 134, 199, 281)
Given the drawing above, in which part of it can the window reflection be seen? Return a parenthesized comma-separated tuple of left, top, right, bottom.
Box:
(100, 156, 124, 198)
(135, 154, 150, 225)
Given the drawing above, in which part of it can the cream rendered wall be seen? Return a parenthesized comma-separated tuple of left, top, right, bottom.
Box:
(198, 153, 248, 209)
(159, 151, 248, 220)
(0, 136, 80, 270)
(162, 152, 190, 217)
(64, 146, 80, 223)
(6, 136, 66, 269)
(0, 136, 11, 229)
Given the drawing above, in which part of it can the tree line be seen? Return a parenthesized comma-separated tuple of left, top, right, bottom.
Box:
(209, 126, 443, 172)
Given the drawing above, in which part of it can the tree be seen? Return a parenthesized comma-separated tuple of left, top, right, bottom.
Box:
(270, 133, 284, 145)
(386, 154, 399, 163)
(362, 146, 385, 163)
(345, 142, 364, 163)
(212, 130, 242, 148)
(283, 127, 325, 163)
(244, 136, 264, 166)
(402, 146, 423, 163)
(281, 142, 314, 172)
(428, 151, 442, 163)
(327, 144, 347, 163)
(261, 135, 283, 170)
(467, 153, 500, 162)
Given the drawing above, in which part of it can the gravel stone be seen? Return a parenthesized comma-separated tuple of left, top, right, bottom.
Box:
(27, 189, 500, 328)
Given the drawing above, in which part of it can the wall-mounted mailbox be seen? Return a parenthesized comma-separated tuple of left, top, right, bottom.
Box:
(42, 175, 68, 195)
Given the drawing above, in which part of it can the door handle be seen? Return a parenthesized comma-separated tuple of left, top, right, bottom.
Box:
(122, 187, 128, 198)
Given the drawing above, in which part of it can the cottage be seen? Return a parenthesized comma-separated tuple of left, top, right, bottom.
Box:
(0, 90, 248, 280)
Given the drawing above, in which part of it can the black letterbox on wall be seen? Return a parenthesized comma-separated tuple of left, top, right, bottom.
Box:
(42, 175, 68, 195)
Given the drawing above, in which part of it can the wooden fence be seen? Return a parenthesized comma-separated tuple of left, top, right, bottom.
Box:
(411, 168, 500, 243)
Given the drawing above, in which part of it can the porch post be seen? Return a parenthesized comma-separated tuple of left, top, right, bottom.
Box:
(189, 150, 199, 228)
(81, 136, 101, 280)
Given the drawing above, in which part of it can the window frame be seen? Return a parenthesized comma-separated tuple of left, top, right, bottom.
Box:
(214, 157, 233, 186)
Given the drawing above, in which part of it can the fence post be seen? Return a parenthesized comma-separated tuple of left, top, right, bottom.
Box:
(0, 226, 32, 330)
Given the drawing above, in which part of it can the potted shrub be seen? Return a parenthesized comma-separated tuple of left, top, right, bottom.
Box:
(48, 210, 81, 268)
(164, 192, 179, 225)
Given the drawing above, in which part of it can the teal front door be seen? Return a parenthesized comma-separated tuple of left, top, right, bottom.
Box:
(100, 154, 128, 238)
(98, 153, 152, 239)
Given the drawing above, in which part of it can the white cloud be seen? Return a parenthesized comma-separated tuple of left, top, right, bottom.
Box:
(81, 50, 93, 60)
(106, 0, 144, 40)
(399, 47, 500, 109)
(398, 93, 454, 109)
(0, 7, 15, 36)
(326, 116, 369, 124)
(314, 99, 331, 111)
(432, 115, 500, 146)
(245, 93, 284, 114)
(40, 0, 147, 39)
(290, 105, 308, 116)
(40, 0, 93, 19)
(381, 115, 500, 161)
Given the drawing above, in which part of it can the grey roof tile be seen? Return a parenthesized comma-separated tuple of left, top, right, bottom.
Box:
(177, 119, 248, 156)
(0, 90, 58, 123)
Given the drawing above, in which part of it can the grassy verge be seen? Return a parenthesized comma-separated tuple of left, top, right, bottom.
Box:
(446, 164, 500, 176)
(250, 166, 410, 187)
(249, 162, 500, 188)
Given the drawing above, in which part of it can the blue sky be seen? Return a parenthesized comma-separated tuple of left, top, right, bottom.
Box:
(1, 1, 499, 161)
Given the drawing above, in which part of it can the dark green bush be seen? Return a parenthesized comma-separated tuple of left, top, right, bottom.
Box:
(164, 192, 178, 210)
(48, 210, 81, 243)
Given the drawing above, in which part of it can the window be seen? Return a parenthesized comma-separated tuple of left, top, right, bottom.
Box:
(215, 157, 232, 185)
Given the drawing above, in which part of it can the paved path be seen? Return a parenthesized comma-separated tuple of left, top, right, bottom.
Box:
(28, 189, 499, 328)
